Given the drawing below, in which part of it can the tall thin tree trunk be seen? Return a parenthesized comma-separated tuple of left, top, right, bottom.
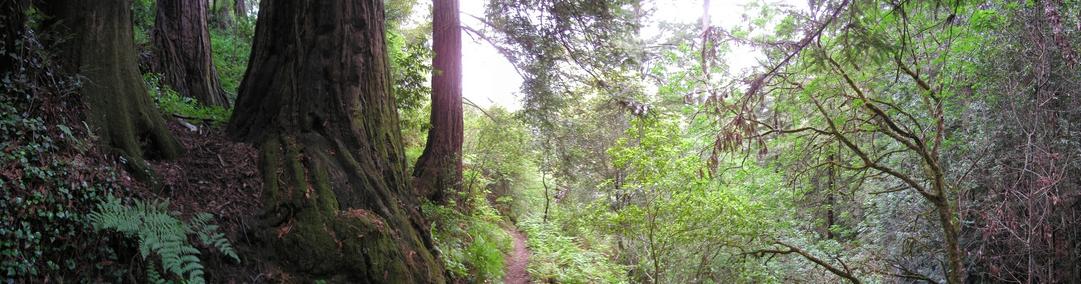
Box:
(153, 0, 229, 107)
(226, 0, 445, 281)
(40, 0, 182, 182)
(413, 0, 464, 204)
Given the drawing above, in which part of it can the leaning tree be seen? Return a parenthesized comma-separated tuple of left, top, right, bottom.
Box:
(225, 0, 445, 281)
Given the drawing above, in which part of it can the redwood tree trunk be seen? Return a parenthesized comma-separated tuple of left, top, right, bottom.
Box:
(1, 0, 29, 75)
(226, 0, 445, 281)
(413, 0, 464, 204)
(40, 0, 182, 181)
(152, 0, 229, 107)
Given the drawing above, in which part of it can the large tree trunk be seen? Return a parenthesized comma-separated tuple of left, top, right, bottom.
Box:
(40, 0, 182, 182)
(152, 0, 229, 107)
(226, 0, 445, 281)
(413, 0, 464, 204)
(1, 0, 29, 75)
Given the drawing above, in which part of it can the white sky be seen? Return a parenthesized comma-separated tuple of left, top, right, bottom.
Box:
(458, 0, 805, 111)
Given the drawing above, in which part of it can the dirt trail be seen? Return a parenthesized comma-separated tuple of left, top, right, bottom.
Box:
(504, 227, 531, 284)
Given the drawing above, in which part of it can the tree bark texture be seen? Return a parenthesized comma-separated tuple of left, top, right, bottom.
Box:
(152, 0, 229, 107)
(0, 0, 29, 75)
(413, 0, 464, 204)
(226, 0, 445, 281)
(40, 0, 182, 181)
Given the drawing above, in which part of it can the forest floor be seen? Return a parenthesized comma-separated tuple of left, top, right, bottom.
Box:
(143, 119, 272, 281)
(148, 120, 262, 236)
(504, 227, 532, 284)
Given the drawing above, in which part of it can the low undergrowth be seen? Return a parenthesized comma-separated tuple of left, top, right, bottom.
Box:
(1, 30, 136, 281)
(424, 172, 514, 282)
(143, 73, 232, 125)
(2, 26, 238, 282)
(519, 213, 629, 284)
(209, 22, 253, 99)
(0, 95, 130, 281)
(90, 196, 239, 284)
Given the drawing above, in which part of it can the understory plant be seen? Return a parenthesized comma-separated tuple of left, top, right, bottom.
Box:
(425, 169, 513, 282)
(143, 73, 232, 125)
(89, 196, 238, 283)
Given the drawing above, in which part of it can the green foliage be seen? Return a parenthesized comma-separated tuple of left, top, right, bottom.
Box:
(484, 0, 646, 124)
(387, 28, 433, 169)
(599, 116, 791, 282)
(144, 73, 232, 125)
(425, 107, 543, 280)
(519, 216, 628, 284)
(89, 196, 238, 284)
(131, 0, 156, 46)
(1, 29, 128, 281)
(463, 107, 539, 219)
(0, 100, 126, 280)
(209, 28, 253, 99)
(424, 185, 513, 282)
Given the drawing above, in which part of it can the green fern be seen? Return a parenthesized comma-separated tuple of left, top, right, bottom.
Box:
(89, 196, 239, 283)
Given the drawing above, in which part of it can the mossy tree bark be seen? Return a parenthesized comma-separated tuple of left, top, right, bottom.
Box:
(413, 0, 464, 204)
(226, 0, 445, 281)
(40, 0, 182, 181)
(152, 0, 229, 107)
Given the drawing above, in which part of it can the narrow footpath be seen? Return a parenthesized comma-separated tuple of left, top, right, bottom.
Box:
(503, 227, 531, 284)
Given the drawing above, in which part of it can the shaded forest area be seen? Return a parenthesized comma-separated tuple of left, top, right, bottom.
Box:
(1, 0, 1080, 283)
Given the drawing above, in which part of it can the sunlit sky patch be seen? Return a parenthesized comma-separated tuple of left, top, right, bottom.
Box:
(458, 0, 806, 111)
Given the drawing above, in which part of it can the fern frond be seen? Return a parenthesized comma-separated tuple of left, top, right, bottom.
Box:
(90, 196, 240, 283)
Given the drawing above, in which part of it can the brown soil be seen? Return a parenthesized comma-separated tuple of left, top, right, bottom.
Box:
(144, 119, 276, 282)
(504, 227, 532, 284)
(149, 119, 262, 235)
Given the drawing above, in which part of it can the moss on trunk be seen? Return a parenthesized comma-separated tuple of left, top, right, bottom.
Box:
(227, 0, 445, 281)
(41, 0, 182, 182)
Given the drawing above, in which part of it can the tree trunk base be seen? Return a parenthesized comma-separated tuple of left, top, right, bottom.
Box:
(254, 135, 444, 282)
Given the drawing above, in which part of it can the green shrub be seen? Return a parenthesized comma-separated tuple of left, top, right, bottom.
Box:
(1, 42, 129, 280)
(424, 180, 513, 282)
(143, 73, 232, 125)
(0, 101, 126, 280)
(388, 30, 433, 171)
(210, 27, 253, 99)
(520, 216, 628, 284)
(89, 196, 238, 284)
(131, 0, 155, 46)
